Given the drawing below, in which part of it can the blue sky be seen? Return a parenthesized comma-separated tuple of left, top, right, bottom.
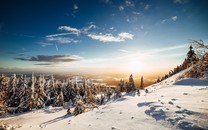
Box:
(0, 0, 208, 74)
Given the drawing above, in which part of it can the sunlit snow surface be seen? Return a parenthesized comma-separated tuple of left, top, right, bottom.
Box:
(1, 70, 208, 130)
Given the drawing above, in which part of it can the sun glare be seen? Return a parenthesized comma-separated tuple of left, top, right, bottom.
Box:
(126, 61, 144, 73)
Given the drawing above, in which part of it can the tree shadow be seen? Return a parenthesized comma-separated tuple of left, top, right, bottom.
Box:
(137, 102, 155, 107)
(145, 107, 167, 121)
(40, 114, 72, 126)
(177, 121, 206, 130)
(125, 91, 136, 97)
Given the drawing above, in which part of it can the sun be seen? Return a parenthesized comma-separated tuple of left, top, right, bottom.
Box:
(126, 60, 144, 73)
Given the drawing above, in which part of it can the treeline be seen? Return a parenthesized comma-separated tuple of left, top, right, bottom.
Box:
(0, 74, 120, 115)
(157, 40, 208, 82)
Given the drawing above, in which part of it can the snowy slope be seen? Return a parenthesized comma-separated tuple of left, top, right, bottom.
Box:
(1, 70, 208, 130)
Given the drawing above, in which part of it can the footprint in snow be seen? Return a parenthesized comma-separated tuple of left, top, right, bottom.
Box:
(168, 101, 174, 105)
(183, 93, 189, 95)
(171, 98, 177, 101)
(112, 126, 116, 130)
(176, 105, 181, 109)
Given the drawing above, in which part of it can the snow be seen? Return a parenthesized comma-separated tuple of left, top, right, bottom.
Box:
(1, 70, 208, 130)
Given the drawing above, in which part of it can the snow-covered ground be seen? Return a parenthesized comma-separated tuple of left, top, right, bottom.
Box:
(1, 70, 208, 130)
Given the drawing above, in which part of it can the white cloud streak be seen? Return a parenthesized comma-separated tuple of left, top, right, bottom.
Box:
(58, 26, 81, 36)
(47, 37, 80, 44)
(87, 32, 134, 42)
(119, 49, 129, 53)
(161, 16, 178, 23)
(83, 24, 96, 32)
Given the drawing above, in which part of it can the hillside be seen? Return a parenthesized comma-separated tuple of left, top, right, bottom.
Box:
(0, 69, 207, 130)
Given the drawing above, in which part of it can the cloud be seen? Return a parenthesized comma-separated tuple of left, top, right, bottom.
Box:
(38, 42, 53, 47)
(46, 33, 72, 38)
(119, 6, 124, 11)
(118, 32, 134, 40)
(110, 27, 114, 30)
(34, 63, 53, 66)
(161, 19, 168, 23)
(15, 55, 81, 63)
(58, 26, 81, 36)
(132, 11, 141, 15)
(47, 37, 80, 44)
(144, 4, 150, 10)
(87, 32, 134, 42)
(126, 18, 130, 22)
(103, 0, 111, 3)
(140, 25, 144, 29)
(161, 16, 178, 23)
(119, 49, 129, 53)
(174, 0, 189, 4)
(73, 4, 78, 10)
(125, 0, 134, 7)
(83, 24, 96, 32)
(55, 44, 58, 51)
(171, 16, 178, 21)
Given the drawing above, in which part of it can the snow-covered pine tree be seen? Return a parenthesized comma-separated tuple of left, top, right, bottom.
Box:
(16, 74, 31, 112)
(45, 74, 56, 106)
(0, 74, 8, 110)
(53, 82, 64, 107)
(127, 74, 135, 92)
(34, 74, 47, 108)
(7, 74, 18, 107)
(118, 79, 125, 92)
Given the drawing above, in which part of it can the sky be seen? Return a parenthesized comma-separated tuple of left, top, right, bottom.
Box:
(0, 0, 208, 75)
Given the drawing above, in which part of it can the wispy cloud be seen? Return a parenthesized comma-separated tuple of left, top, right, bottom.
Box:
(140, 25, 144, 29)
(38, 42, 53, 47)
(119, 6, 124, 11)
(119, 49, 129, 53)
(46, 33, 72, 38)
(58, 26, 81, 36)
(87, 32, 134, 42)
(34, 63, 53, 66)
(83, 24, 96, 32)
(73, 4, 78, 10)
(144, 4, 150, 10)
(125, 0, 135, 7)
(161, 15, 178, 23)
(171, 16, 178, 21)
(47, 37, 80, 44)
(174, 0, 189, 4)
(132, 11, 141, 15)
(55, 44, 58, 51)
(15, 55, 82, 63)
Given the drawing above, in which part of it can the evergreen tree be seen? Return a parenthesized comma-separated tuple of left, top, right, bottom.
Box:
(128, 74, 135, 91)
(7, 74, 17, 107)
(0, 74, 8, 107)
(118, 79, 125, 92)
(140, 76, 144, 89)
